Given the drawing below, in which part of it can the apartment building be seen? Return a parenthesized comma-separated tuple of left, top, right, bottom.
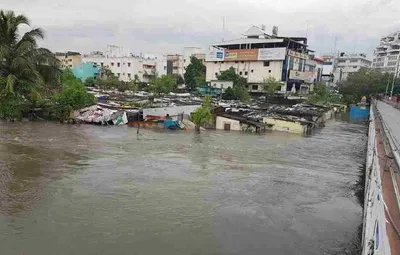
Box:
(372, 31, 400, 75)
(166, 54, 184, 76)
(55, 51, 82, 69)
(205, 26, 314, 93)
(82, 46, 167, 83)
(335, 53, 371, 82)
(183, 47, 203, 68)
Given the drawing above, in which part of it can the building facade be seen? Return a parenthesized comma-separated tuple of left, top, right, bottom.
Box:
(82, 46, 167, 83)
(166, 54, 185, 76)
(204, 26, 314, 94)
(335, 53, 371, 82)
(372, 31, 400, 75)
(55, 51, 82, 69)
(183, 47, 203, 69)
(72, 62, 100, 82)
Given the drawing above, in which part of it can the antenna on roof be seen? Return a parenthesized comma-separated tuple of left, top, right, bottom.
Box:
(222, 17, 226, 42)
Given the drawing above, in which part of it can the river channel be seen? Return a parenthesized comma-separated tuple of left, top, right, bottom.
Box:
(0, 118, 366, 255)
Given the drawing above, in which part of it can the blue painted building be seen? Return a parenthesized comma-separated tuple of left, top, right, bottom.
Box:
(72, 62, 100, 82)
(198, 86, 221, 97)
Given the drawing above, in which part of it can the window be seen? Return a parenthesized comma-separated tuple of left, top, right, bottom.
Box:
(252, 85, 258, 90)
(235, 61, 238, 63)
(264, 61, 270, 67)
(128, 62, 131, 67)
(251, 70, 254, 73)
(239, 71, 243, 75)
(241, 61, 244, 64)
(123, 73, 125, 76)
(69, 65, 72, 68)
(128, 73, 131, 78)
(101, 63, 104, 67)
(269, 70, 272, 73)
(215, 72, 218, 76)
(93, 62, 97, 66)
(245, 71, 248, 75)
(214, 61, 218, 64)
(117, 73, 120, 77)
(111, 62, 114, 66)
(338, 60, 346, 63)
(353, 66, 358, 69)
(350, 59, 358, 63)
(117, 63, 120, 67)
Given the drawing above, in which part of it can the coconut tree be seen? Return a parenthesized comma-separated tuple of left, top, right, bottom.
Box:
(0, 10, 60, 118)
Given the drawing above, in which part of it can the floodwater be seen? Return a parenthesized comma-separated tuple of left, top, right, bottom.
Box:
(0, 119, 366, 255)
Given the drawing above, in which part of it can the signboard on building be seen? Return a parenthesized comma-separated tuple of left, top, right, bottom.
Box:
(287, 50, 308, 60)
(205, 49, 225, 62)
(258, 48, 286, 61)
(289, 70, 314, 82)
(224, 49, 259, 61)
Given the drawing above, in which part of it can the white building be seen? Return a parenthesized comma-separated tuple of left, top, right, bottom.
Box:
(166, 54, 185, 76)
(82, 46, 167, 83)
(183, 47, 203, 69)
(205, 26, 314, 94)
(335, 53, 371, 82)
(372, 31, 400, 75)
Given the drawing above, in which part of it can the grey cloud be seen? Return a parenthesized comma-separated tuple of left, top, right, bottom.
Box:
(2, 0, 400, 57)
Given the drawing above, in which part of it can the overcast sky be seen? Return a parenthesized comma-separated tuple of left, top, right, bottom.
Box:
(3, 0, 400, 57)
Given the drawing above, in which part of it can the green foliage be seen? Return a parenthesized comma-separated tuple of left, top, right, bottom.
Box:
(338, 68, 396, 104)
(84, 77, 96, 87)
(222, 87, 236, 100)
(218, 67, 250, 102)
(184, 57, 206, 91)
(191, 95, 212, 132)
(149, 75, 177, 95)
(307, 83, 342, 105)
(262, 77, 281, 95)
(54, 71, 95, 121)
(0, 9, 61, 119)
(0, 93, 25, 119)
(176, 74, 185, 85)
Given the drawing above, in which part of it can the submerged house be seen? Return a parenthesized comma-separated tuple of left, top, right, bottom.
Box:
(214, 103, 338, 134)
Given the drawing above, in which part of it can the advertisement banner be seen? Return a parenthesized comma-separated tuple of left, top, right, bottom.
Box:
(289, 70, 314, 82)
(205, 49, 224, 62)
(287, 50, 308, 60)
(258, 48, 286, 61)
(224, 49, 259, 61)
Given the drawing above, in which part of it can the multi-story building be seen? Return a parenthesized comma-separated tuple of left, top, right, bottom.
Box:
(55, 51, 82, 69)
(166, 54, 184, 76)
(183, 47, 203, 68)
(335, 53, 371, 82)
(82, 46, 167, 83)
(372, 31, 400, 75)
(205, 25, 314, 93)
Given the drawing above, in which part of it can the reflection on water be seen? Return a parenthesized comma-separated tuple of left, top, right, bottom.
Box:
(0, 119, 367, 255)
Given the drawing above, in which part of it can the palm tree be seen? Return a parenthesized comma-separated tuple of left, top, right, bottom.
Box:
(0, 10, 60, 101)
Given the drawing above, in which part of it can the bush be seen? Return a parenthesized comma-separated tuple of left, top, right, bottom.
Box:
(53, 83, 95, 121)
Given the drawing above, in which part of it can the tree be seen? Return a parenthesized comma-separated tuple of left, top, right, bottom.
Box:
(222, 87, 236, 100)
(149, 75, 176, 96)
(84, 77, 95, 87)
(184, 57, 206, 91)
(191, 95, 212, 132)
(54, 70, 95, 122)
(338, 68, 394, 104)
(262, 77, 281, 96)
(0, 10, 61, 119)
(307, 82, 342, 105)
(217, 67, 250, 102)
(176, 74, 185, 85)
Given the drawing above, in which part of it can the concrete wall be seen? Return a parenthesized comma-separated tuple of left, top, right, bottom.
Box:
(72, 62, 100, 82)
(143, 105, 201, 121)
(216, 116, 241, 131)
(362, 108, 391, 255)
(206, 60, 283, 85)
(263, 117, 305, 134)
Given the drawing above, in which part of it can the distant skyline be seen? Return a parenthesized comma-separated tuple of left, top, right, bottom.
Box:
(3, 0, 400, 58)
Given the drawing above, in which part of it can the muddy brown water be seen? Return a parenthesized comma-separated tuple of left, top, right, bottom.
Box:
(0, 119, 366, 255)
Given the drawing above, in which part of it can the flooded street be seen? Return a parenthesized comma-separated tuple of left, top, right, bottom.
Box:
(0, 119, 366, 255)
